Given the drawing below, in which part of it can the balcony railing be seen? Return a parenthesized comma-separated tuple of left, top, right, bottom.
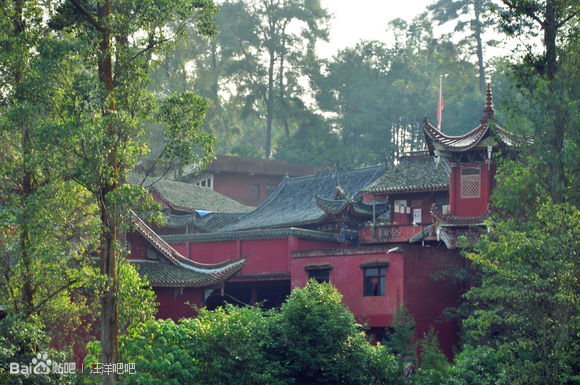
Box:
(359, 223, 435, 244)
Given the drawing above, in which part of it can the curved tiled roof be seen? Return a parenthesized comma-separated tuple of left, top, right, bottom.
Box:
(163, 212, 197, 228)
(194, 212, 246, 233)
(423, 84, 517, 154)
(408, 223, 435, 243)
(219, 165, 385, 232)
(362, 155, 449, 194)
(132, 260, 241, 287)
(130, 211, 246, 287)
(430, 205, 489, 226)
(127, 173, 253, 213)
(315, 195, 374, 217)
(162, 227, 341, 244)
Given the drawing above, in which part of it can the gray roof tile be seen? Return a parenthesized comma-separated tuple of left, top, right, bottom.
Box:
(127, 173, 253, 213)
(219, 165, 385, 231)
(162, 227, 341, 244)
(130, 211, 245, 287)
(363, 155, 449, 193)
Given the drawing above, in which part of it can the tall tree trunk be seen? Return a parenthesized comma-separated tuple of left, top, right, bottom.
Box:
(544, 0, 564, 203)
(265, 49, 274, 158)
(279, 37, 290, 137)
(473, 0, 486, 95)
(97, 1, 119, 384)
(211, 40, 219, 102)
(12, 0, 36, 318)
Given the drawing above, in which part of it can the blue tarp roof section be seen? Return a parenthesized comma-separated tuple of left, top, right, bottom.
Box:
(220, 165, 385, 232)
(195, 210, 212, 217)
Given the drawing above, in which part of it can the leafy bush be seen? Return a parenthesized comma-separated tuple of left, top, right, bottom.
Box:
(103, 280, 403, 385)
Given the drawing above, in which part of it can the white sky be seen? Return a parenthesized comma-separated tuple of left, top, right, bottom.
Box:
(318, 0, 435, 58)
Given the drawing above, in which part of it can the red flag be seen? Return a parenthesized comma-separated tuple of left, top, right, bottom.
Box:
(437, 76, 444, 129)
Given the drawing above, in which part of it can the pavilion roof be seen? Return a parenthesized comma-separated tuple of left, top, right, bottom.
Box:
(423, 84, 518, 155)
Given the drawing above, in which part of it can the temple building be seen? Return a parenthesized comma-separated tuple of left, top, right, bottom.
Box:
(128, 85, 514, 357)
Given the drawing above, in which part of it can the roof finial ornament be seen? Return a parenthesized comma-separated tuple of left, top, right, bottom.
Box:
(481, 83, 494, 124)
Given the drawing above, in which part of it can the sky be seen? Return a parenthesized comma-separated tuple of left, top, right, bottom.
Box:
(318, 0, 435, 58)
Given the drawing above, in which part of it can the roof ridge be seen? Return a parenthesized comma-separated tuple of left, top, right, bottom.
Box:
(162, 227, 341, 244)
(130, 211, 247, 272)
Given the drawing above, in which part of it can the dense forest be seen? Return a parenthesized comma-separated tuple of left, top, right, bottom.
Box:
(147, 0, 497, 166)
(0, 0, 578, 384)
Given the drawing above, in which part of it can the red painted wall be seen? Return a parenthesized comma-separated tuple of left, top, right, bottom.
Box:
(175, 237, 339, 279)
(213, 173, 285, 206)
(154, 287, 201, 320)
(291, 247, 404, 327)
(126, 232, 148, 260)
(450, 162, 494, 217)
(402, 245, 465, 358)
(291, 244, 465, 359)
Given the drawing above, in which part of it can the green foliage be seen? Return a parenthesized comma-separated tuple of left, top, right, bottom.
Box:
(461, 203, 580, 385)
(157, 92, 216, 169)
(118, 319, 197, 385)
(447, 345, 506, 385)
(117, 262, 158, 335)
(0, 314, 75, 385)
(274, 110, 341, 166)
(92, 281, 403, 384)
(185, 305, 282, 385)
(277, 280, 369, 384)
(382, 304, 418, 384)
(386, 304, 417, 360)
(416, 328, 449, 385)
(82, 261, 158, 338)
(310, 16, 484, 167)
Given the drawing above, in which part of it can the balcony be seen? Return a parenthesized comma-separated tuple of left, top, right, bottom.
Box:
(359, 223, 435, 244)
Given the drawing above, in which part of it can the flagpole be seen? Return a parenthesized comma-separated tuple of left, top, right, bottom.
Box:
(437, 74, 443, 130)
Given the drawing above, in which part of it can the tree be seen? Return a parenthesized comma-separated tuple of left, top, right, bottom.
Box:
(495, 0, 580, 203)
(181, 0, 329, 158)
(277, 280, 373, 384)
(0, 2, 106, 368)
(416, 327, 450, 385)
(106, 280, 402, 384)
(311, 16, 485, 166)
(428, 0, 493, 94)
(244, 0, 329, 158)
(461, 203, 580, 385)
(44, 2, 218, 383)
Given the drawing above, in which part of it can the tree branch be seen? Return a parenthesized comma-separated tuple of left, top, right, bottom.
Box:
(33, 279, 79, 313)
(556, 8, 580, 28)
(502, 0, 545, 28)
(68, 0, 105, 33)
(128, 23, 186, 64)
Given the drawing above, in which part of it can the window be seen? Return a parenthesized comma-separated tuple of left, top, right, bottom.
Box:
(435, 197, 449, 214)
(305, 264, 332, 283)
(250, 184, 260, 201)
(364, 266, 386, 296)
(195, 176, 213, 189)
(308, 269, 330, 283)
(460, 167, 481, 198)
